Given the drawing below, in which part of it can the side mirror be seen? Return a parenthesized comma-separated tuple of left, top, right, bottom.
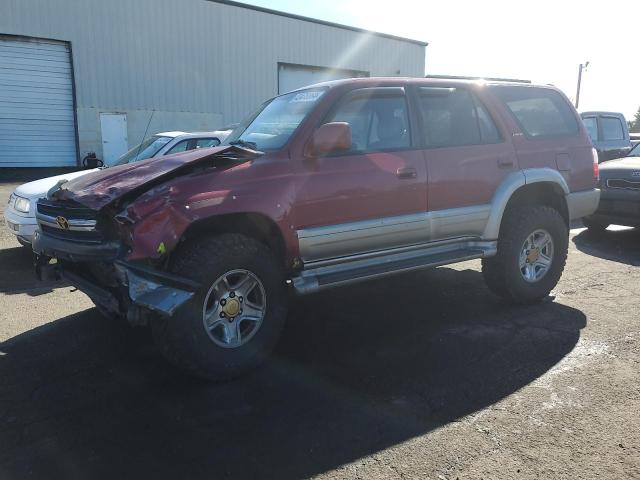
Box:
(306, 122, 352, 157)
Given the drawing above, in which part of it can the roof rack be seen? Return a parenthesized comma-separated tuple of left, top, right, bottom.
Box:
(425, 75, 531, 84)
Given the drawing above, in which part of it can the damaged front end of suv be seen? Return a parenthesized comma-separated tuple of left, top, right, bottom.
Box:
(33, 145, 266, 325)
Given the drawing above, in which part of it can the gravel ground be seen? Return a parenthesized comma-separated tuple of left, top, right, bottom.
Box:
(0, 180, 638, 480)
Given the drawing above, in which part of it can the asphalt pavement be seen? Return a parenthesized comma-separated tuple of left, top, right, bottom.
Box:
(0, 180, 638, 479)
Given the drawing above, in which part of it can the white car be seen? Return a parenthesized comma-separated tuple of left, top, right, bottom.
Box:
(4, 129, 232, 246)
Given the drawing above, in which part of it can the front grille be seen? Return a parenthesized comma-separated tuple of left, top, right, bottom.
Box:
(606, 179, 640, 191)
(36, 199, 104, 244)
(37, 199, 97, 220)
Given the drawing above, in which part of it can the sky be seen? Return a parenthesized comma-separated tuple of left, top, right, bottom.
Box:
(243, 0, 640, 121)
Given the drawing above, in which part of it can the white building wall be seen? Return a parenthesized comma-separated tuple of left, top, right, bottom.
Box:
(1, 0, 426, 165)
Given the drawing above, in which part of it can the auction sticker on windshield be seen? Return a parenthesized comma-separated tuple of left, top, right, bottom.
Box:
(290, 91, 324, 103)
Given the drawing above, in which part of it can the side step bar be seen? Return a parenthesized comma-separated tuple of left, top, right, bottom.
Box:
(292, 240, 497, 295)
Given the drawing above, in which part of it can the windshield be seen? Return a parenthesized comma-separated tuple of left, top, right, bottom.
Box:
(224, 88, 327, 151)
(629, 142, 640, 156)
(111, 135, 173, 166)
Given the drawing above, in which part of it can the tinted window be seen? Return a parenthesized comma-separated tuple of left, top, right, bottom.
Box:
(582, 117, 598, 141)
(418, 88, 500, 147)
(601, 117, 624, 141)
(492, 86, 579, 138)
(326, 91, 410, 153)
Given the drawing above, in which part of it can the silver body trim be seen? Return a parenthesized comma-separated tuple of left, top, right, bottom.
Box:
(567, 188, 600, 220)
(298, 205, 491, 264)
(36, 213, 97, 232)
(292, 166, 596, 294)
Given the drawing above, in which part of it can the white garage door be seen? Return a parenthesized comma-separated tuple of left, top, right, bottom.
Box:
(278, 63, 369, 95)
(0, 37, 77, 167)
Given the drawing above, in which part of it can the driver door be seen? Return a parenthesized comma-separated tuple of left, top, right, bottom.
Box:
(293, 87, 428, 263)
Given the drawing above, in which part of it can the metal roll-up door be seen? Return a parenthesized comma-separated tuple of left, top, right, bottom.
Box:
(0, 37, 77, 167)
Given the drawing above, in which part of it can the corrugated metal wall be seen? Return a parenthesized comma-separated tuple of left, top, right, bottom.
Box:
(0, 37, 77, 167)
(1, 0, 426, 163)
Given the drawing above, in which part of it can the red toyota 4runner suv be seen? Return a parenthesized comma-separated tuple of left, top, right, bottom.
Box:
(33, 78, 600, 380)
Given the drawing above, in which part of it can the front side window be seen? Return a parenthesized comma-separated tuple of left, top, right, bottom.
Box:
(325, 90, 410, 153)
(628, 142, 640, 157)
(166, 140, 191, 155)
(112, 135, 172, 166)
(225, 88, 326, 151)
(582, 117, 598, 141)
(166, 137, 221, 155)
(601, 117, 624, 141)
(492, 86, 579, 139)
(418, 87, 501, 148)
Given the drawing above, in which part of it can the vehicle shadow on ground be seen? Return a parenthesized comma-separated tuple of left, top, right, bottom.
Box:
(572, 227, 640, 266)
(0, 245, 64, 295)
(0, 266, 586, 480)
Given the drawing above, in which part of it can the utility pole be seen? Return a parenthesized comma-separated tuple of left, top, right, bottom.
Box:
(575, 61, 589, 109)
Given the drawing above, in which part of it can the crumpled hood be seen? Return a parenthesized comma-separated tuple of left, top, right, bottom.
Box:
(53, 146, 259, 210)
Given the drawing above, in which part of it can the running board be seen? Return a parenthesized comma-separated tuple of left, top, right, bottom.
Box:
(292, 240, 497, 295)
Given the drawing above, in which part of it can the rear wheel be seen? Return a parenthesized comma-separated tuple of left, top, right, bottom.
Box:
(482, 205, 568, 304)
(151, 234, 287, 381)
(582, 217, 609, 231)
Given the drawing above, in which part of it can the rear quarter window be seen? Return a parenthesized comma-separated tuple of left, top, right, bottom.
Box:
(492, 86, 579, 139)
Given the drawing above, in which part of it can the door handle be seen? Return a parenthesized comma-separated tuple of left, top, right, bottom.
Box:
(396, 167, 417, 179)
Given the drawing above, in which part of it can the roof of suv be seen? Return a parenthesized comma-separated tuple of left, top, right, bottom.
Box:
(294, 76, 555, 93)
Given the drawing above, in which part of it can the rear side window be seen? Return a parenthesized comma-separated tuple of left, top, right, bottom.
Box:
(582, 117, 598, 141)
(326, 89, 411, 153)
(601, 117, 624, 141)
(417, 87, 501, 147)
(492, 86, 579, 139)
(195, 138, 220, 148)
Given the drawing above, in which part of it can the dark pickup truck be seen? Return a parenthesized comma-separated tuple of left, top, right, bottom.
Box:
(581, 111, 633, 162)
(33, 78, 600, 380)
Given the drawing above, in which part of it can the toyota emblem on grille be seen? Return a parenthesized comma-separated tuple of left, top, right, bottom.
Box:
(56, 216, 70, 230)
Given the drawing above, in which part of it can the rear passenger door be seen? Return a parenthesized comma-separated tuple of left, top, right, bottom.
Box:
(415, 86, 517, 241)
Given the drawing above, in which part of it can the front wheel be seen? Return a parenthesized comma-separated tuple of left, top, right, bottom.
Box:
(482, 206, 568, 304)
(152, 234, 288, 381)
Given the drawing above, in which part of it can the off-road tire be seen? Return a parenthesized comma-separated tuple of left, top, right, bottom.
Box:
(151, 233, 287, 381)
(482, 205, 568, 304)
(582, 217, 609, 231)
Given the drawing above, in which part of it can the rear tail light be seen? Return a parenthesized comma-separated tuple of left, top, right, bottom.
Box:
(592, 148, 599, 183)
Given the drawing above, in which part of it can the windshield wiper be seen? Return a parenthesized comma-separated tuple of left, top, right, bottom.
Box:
(229, 139, 258, 150)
